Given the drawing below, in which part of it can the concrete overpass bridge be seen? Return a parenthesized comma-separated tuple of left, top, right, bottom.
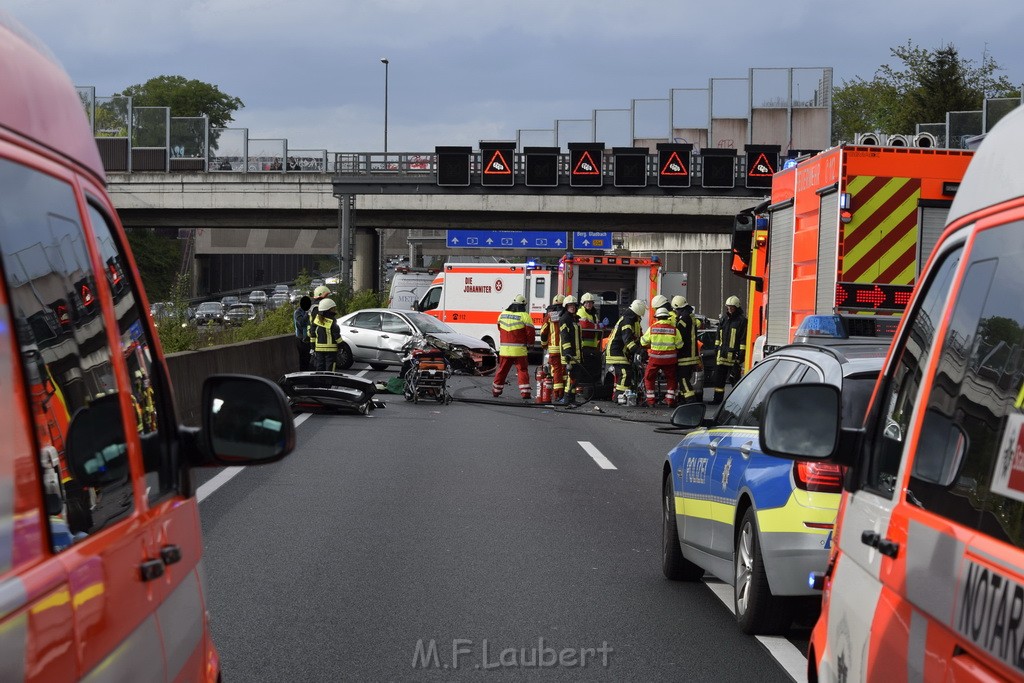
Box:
(107, 152, 769, 310)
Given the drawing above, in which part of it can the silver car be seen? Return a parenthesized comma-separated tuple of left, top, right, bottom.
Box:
(335, 308, 497, 374)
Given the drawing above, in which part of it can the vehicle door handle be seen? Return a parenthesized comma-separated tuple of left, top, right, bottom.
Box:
(380, 334, 389, 339)
(739, 441, 753, 458)
(140, 559, 165, 582)
(861, 530, 900, 559)
(160, 544, 182, 566)
(709, 438, 722, 456)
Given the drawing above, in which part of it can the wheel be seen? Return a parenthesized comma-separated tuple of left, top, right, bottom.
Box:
(336, 343, 354, 370)
(369, 362, 389, 371)
(734, 506, 794, 634)
(662, 475, 704, 581)
(482, 336, 496, 350)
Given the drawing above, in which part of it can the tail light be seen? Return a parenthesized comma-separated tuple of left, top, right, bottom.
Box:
(794, 461, 844, 493)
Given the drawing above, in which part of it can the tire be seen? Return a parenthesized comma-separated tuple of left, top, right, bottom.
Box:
(482, 336, 496, 350)
(734, 507, 794, 634)
(336, 343, 354, 370)
(369, 362, 389, 371)
(662, 475, 704, 581)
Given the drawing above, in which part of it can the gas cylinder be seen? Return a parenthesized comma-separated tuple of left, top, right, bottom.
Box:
(541, 374, 553, 404)
(535, 365, 546, 403)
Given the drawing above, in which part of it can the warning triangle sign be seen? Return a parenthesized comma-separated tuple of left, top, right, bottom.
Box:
(660, 152, 689, 176)
(572, 150, 600, 175)
(484, 150, 512, 175)
(748, 153, 775, 177)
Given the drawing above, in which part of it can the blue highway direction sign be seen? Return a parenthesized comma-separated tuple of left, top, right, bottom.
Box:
(446, 230, 568, 250)
(572, 231, 611, 250)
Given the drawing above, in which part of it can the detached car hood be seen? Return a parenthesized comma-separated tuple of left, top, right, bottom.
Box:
(421, 332, 496, 375)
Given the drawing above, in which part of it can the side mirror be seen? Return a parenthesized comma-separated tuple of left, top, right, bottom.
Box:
(760, 383, 840, 460)
(201, 375, 296, 465)
(66, 393, 129, 487)
(670, 402, 706, 429)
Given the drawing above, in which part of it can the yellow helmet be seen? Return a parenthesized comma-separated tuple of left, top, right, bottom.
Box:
(651, 294, 669, 309)
(726, 295, 741, 307)
(318, 297, 337, 312)
(580, 292, 596, 303)
(629, 299, 646, 316)
(563, 295, 578, 306)
(552, 294, 565, 305)
(313, 285, 331, 299)
(671, 295, 687, 308)
(513, 294, 526, 304)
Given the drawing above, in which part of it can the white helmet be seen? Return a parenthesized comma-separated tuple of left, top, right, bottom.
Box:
(313, 285, 331, 299)
(318, 297, 337, 312)
(726, 295, 741, 307)
(552, 294, 565, 305)
(629, 299, 646, 316)
(512, 294, 526, 304)
(651, 294, 669, 309)
(671, 295, 688, 308)
(655, 308, 671, 319)
(563, 295, 578, 306)
(580, 292, 596, 303)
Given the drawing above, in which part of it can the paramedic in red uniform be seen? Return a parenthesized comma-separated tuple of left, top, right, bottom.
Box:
(492, 295, 536, 399)
(640, 307, 683, 407)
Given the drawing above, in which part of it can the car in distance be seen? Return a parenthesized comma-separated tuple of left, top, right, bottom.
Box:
(273, 284, 290, 296)
(220, 294, 240, 308)
(194, 301, 225, 326)
(224, 303, 258, 326)
(335, 308, 497, 374)
(248, 289, 268, 305)
(662, 341, 887, 634)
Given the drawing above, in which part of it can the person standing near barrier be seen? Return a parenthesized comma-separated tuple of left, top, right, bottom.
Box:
(710, 295, 747, 405)
(604, 299, 646, 404)
(492, 295, 535, 399)
(672, 295, 701, 404)
(293, 295, 313, 371)
(541, 294, 566, 401)
(310, 297, 342, 371)
(640, 307, 683, 407)
(556, 295, 583, 406)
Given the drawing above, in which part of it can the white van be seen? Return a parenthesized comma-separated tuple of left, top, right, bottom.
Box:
(387, 268, 437, 311)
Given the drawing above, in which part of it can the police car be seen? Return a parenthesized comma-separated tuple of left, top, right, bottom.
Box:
(662, 342, 887, 634)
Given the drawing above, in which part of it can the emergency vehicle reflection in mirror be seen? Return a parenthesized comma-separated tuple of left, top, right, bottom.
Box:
(203, 375, 295, 463)
(66, 393, 129, 486)
(761, 383, 840, 459)
(910, 408, 968, 487)
(670, 403, 706, 429)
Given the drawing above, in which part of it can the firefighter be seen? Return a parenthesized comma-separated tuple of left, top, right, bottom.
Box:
(672, 295, 702, 404)
(309, 297, 342, 371)
(492, 294, 536, 399)
(651, 294, 672, 324)
(640, 307, 683, 407)
(604, 299, 646, 404)
(710, 295, 747, 404)
(541, 294, 566, 401)
(557, 295, 583, 406)
(577, 292, 604, 395)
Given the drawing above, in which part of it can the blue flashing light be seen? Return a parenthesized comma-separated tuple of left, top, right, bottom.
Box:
(783, 158, 799, 170)
(651, 255, 660, 263)
(526, 259, 537, 269)
(755, 216, 768, 229)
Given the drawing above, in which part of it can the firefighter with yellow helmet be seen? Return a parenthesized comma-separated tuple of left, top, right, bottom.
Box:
(604, 299, 646, 404)
(672, 295, 702, 403)
(309, 297, 342, 371)
(710, 295, 747, 404)
(556, 295, 583, 405)
(541, 294, 566, 401)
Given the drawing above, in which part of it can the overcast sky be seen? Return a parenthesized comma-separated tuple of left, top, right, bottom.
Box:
(9, 1, 1024, 153)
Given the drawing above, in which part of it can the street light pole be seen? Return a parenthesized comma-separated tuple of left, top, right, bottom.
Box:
(380, 58, 389, 154)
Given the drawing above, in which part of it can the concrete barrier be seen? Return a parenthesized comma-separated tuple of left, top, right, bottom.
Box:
(166, 334, 297, 425)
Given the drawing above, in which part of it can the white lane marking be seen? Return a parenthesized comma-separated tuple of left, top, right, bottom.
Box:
(704, 580, 808, 683)
(577, 441, 616, 470)
(197, 412, 312, 503)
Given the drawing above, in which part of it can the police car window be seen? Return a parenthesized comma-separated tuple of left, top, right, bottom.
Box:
(716, 359, 776, 426)
(910, 223, 1024, 548)
(85, 201, 176, 505)
(381, 313, 411, 335)
(864, 244, 962, 499)
(0, 159, 134, 550)
(349, 311, 381, 330)
(742, 359, 800, 427)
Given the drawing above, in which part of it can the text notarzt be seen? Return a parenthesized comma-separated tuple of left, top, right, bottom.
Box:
(411, 638, 614, 670)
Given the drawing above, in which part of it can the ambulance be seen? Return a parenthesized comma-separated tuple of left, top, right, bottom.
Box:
(0, 12, 295, 682)
(759, 104, 1024, 681)
(415, 254, 662, 349)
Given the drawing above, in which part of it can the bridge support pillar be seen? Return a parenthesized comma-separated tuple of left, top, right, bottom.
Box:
(352, 227, 378, 292)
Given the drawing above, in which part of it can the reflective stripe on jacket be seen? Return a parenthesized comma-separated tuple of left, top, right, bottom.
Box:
(311, 315, 340, 352)
(498, 309, 535, 357)
(641, 320, 682, 363)
(716, 307, 747, 366)
(559, 311, 582, 361)
(605, 311, 642, 364)
(675, 310, 701, 365)
(578, 306, 601, 349)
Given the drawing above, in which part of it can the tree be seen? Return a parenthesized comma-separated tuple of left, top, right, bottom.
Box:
(118, 76, 244, 129)
(832, 41, 1021, 143)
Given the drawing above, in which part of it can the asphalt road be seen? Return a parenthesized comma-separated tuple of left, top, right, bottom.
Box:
(198, 369, 803, 681)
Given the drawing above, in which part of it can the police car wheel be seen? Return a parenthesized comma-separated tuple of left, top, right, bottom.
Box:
(734, 507, 793, 634)
(662, 475, 704, 581)
(336, 343, 354, 370)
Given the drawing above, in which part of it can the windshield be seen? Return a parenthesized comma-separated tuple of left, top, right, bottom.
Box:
(406, 311, 454, 334)
(198, 303, 221, 312)
(229, 304, 254, 313)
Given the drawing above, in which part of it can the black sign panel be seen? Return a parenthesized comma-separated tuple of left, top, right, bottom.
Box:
(524, 146, 559, 187)
(612, 147, 648, 188)
(657, 143, 692, 188)
(435, 146, 471, 187)
(568, 143, 604, 188)
(744, 144, 780, 189)
(480, 141, 516, 187)
(701, 150, 736, 189)
(835, 281, 914, 312)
